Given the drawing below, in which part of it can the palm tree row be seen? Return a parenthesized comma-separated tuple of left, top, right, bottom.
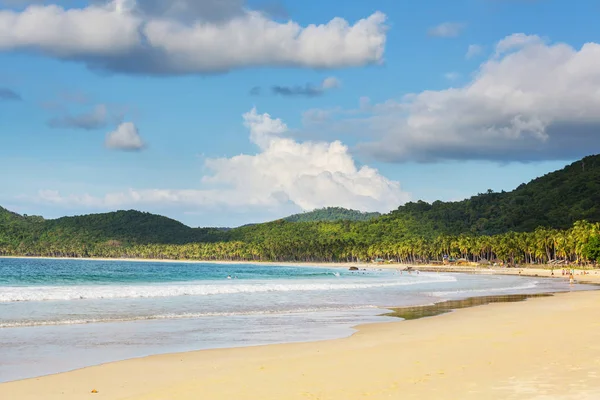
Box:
(2, 220, 600, 266)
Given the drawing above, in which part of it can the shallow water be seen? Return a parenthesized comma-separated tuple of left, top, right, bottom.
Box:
(385, 293, 553, 320)
(0, 258, 593, 382)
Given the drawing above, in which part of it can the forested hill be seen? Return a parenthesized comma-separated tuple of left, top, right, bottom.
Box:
(0, 208, 226, 251)
(43, 210, 219, 245)
(2, 154, 600, 260)
(386, 155, 600, 235)
(283, 207, 381, 222)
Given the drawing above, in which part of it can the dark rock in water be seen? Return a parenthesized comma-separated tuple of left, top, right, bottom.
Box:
(349, 266, 359, 271)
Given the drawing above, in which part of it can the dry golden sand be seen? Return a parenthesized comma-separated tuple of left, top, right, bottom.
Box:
(1, 289, 600, 400)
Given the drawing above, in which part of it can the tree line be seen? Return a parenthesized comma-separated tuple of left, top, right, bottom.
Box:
(2, 220, 600, 266)
(2, 155, 600, 265)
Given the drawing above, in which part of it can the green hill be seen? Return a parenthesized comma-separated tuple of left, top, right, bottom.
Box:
(2, 155, 600, 262)
(0, 208, 226, 256)
(385, 154, 600, 236)
(284, 207, 381, 223)
(42, 210, 199, 245)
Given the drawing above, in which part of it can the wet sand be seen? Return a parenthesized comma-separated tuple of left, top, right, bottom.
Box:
(1, 290, 599, 399)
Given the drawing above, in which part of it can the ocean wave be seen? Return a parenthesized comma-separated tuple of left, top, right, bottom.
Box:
(0, 275, 457, 303)
(427, 281, 539, 297)
(0, 305, 380, 328)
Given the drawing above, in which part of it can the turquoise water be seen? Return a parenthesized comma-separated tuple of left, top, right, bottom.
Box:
(0, 258, 348, 286)
(0, 257, 592, 382)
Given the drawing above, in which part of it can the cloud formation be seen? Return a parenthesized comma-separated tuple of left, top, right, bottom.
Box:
(427, 22, 464, 38)
(47, 104, 111, 130)
(270, 77, 341, 97)
(306, 34, 600, 163)
(0, 87, 21, 101)
(0, 1, 387, 75)
(105, 122, 145, 150)
(466, 44, 484, 59)
(37, 109, 409, 214)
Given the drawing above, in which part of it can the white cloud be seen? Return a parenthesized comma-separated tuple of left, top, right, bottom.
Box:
(306, 34, 600, 163)
(466, 44, 483, 59)
(427, 22, 464, 38)
(36, 109, 409, 214)
(0, 4, 141, 56)
(322, 76, 341, 90)
(202, 108, 408, 211)
(444, 72, 460, 81)
(495, 33, 544, 55)
(0, 1, 387, 74)
(105, 122, 145, 150)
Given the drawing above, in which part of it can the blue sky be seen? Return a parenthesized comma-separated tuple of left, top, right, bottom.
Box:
(1, 0, 599, 226)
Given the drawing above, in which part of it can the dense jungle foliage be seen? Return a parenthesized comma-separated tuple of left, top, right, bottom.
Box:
(2, 155, 600, 264)
(284, 207, 381, 222)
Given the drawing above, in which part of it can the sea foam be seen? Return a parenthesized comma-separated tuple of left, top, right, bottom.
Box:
(0, 305, 382, 328)
(0, 274, 457, 302)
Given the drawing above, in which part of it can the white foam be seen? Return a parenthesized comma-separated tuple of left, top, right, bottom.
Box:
(0, 275, 457, 303)
(0, 305, 380, 328)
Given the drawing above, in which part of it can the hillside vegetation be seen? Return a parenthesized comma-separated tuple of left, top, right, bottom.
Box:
(2, 155, 600, 264)
(284, 207, 381, 222)
(387, 155, 600, 235)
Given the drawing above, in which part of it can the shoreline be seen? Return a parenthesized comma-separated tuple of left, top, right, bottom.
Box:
(2, 290, 599, 399)
(3, 255, 600, 283)
(3, 255, 600, 397)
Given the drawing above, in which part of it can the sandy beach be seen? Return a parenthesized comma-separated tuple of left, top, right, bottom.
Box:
(1, 288, 599, 399)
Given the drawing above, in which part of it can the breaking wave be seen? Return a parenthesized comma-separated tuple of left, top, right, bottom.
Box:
(0, 275, 457, 303)
(0, 305, 382, 328)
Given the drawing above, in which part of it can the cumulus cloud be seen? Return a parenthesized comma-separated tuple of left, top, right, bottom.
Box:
(105, 122, 145, 150)
(466, 44, 484, 59)
(0, 1, 387, 75)
(37, 109, 409, 214)
(0, 4, 141, 56)
(306, 34, 600, 163)
(270, 76, 341, 97)
(427, 22, 464, 38)
(47, 104, 111, 130)
(0, 87, 21, 100)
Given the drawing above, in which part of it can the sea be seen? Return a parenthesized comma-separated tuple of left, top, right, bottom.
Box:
(0, 257, 592, 383)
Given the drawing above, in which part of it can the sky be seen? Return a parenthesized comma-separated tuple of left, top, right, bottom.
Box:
(1, 0, 600, 227)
